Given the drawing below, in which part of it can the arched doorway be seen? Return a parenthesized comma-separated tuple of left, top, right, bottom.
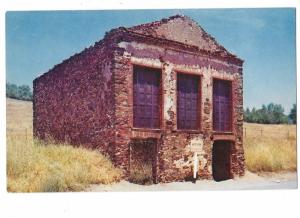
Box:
(212, 140, 233, 181)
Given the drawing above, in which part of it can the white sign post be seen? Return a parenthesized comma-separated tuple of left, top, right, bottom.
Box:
(190, 139, 203, 182)
(193, 152, 198, 180)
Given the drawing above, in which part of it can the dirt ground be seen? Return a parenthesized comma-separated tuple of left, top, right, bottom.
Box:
(86, 171, 297, 192)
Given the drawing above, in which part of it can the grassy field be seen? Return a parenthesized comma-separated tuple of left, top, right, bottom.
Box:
(244, 122, 297, 172)
(6, 98, 297, 191)
(6, 98, 122, 192)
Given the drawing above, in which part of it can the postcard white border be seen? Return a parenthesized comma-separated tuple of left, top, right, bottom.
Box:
(0, 1, 299, 218)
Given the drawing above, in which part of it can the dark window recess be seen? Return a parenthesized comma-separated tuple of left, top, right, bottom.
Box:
(213, 79, 232, 132)
(177, 74, 200, 130)
(133, 67, 161, 128)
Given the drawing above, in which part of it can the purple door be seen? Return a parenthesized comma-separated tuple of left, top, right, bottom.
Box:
(213, 79, 232, 132)
(133, 67, 160, 128)
(177, 74, 199, 130)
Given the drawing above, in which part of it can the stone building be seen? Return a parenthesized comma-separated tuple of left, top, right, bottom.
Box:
(33, 15, 245, 183)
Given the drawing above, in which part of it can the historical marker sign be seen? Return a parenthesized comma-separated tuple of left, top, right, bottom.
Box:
(190, 138, 204, 153)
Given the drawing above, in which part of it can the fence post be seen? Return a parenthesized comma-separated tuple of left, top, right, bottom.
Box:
(25, 128, 28, 144)
(260, 129, 263, 136)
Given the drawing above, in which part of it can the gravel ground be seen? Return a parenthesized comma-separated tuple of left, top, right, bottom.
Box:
(86, 171, 297, 192)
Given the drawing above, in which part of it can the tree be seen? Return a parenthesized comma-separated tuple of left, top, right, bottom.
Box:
(6, 82, 32, 101)
(259, 104, 269, 124)
(288, 104, 296, 124)
(6, 83, 18, 99)
(267, 103, 288, 124)
(244, 103, 288, 124)
(18, 85, 32, 100)
(250, 107, 259, 123)
(244, 107, 251, 122)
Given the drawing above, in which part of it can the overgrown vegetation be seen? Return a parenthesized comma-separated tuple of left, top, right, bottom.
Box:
(6, 98, 122, 192)
(244, 103, 296, 124)
(6, 82, 33, 101)
(6, 97, 297, 191)
(288, 104, 297, 124)
(129, 162, 153, 185)
(7, 138, 122, 192)
(244, 122, 296, 172)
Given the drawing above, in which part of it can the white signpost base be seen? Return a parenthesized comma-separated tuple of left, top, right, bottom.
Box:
(189, 138, 203, 183)
(193, 152, 198, 182)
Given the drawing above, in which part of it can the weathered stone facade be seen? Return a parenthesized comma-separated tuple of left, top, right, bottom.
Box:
(33, 15, 245, 183)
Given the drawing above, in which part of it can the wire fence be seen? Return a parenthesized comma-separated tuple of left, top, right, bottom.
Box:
(243, 127, 295, 139)
(7, 127, 295, 141)
(7, 128, 31, 134)
(7, 128, 33, 141)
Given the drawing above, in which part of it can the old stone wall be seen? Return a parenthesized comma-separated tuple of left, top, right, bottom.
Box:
(114, 36, 245, 182)
(33, 24, 245, 183)
(33, 39, 117, 157)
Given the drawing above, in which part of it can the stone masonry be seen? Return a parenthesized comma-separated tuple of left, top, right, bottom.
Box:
(33, 15, 245, 183)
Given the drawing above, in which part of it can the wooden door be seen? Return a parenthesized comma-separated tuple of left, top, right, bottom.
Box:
(212, 141, 231, 181)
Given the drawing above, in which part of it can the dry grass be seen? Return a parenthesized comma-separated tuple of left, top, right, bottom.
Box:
(6, 98, 297, 190)
(6, 98, 122, 192)
(129, 162, 153, 185)
(244, 122, 297, 173)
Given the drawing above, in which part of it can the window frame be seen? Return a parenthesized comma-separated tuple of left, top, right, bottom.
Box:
(212, 78, 233, 133)
(176, 72, 202, 131)
(132, 65, 163, 130)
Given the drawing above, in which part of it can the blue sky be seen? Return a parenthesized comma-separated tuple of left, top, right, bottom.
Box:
(6, 9, 296, 113)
